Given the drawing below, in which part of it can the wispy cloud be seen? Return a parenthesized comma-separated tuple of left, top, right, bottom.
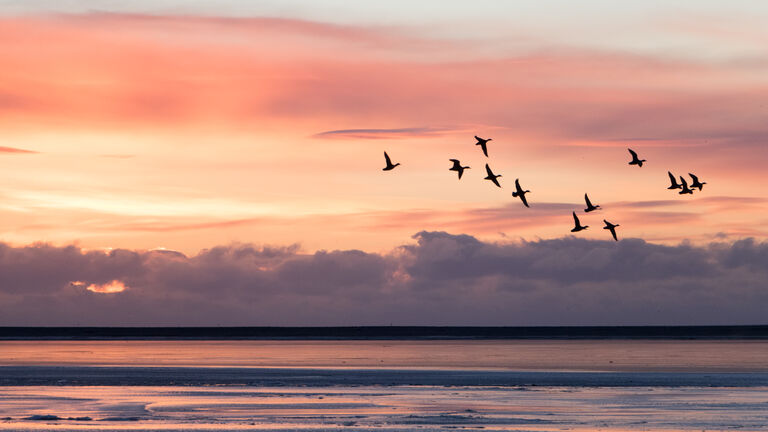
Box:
(313, 127, 453, 139)
(0, 146, 37, 154)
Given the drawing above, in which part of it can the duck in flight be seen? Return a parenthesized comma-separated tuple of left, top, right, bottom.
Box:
(679, 176, 694, 195)
(475, 136, 492, 157)
(667, 171, 682, 190)
(689, 173, 706, 191)
(603, 220, 620, 241)
(628, 148, 646, 167)
(449, 159, 470, 179)
(571, 211, 588, 232)
(484, 163, 502, 188)
(382, 151, 400, 171)
(583, 193, 600, 212)
(512, 179, 530, 207)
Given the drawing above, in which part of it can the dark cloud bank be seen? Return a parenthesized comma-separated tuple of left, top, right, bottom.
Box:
(1, 232, 766, 326)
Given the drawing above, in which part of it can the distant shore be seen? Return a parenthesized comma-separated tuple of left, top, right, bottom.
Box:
(1, 325, 767, 340)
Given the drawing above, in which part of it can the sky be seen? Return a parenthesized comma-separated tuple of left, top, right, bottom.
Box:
(0, 1, 767, 325)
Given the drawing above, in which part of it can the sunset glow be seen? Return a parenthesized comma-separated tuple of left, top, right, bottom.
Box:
(0, 2, 767, 326)
(84, 280, 128, 294)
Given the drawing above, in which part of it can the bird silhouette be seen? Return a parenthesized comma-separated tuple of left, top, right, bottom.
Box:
(628, 148, 646, 167)
(667, 171, 682, 190)
(475, 136, 492, 157)
(512, 179, 530, 207)
(382, 151, 400, 171)
(571, 211, 588, 232)
(679, 176, 694, 195)
(689, 173, 706, 191)
(484, 163, 502, 187)
(584, 193, 600, 212)
(449, 159, 470, 179)
(603, 220, 620, 241)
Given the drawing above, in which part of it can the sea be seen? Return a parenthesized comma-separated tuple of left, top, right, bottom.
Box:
(1, 327, 767, 431)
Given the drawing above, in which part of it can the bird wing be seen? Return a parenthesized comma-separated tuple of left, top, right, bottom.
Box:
(384, 152, 392, 165)
(515, 179, 522, 192)
(491, 176, 501, 187)
(474, 135, 482, 142)
(628, 148, 638, 159)
(480, 142, 488, 157)
(610, 227, 618, 241)
(584, 193, 593, 207)
(680, 176, 688, 188)
(449, 159, 461, 169)
(458, 167, 464, 179)
(520, 192, 529, 208)
(668, 171, 677, 184)
(485, 163, 493, 176)
(689, 173, 699, 183)
(572, 211, 580, 226)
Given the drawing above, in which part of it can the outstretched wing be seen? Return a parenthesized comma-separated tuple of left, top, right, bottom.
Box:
(458, 167, 465, 179)
(384, 152, 392, 165)
(520, 192, 529, 208)
(610, 226, 618, 241)
(668, 171, 677, 184)
(474, 135, 482, 142)
(680, 176, 688, 187)
(572, 211, 580, 226)
(689, 173, 699, 183)
(628, 148, 638, 159)
(485, 163, 493, 176)
(449, 159, 461, 169)
(584, 193, 593, 207)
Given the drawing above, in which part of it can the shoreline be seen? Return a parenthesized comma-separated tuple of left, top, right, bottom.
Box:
(2, 325, 768, 340)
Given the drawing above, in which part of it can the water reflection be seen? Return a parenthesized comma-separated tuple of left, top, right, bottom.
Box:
(1, 340, 767, 372)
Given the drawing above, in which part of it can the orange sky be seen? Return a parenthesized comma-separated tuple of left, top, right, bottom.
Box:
(1, 12, 767, 254)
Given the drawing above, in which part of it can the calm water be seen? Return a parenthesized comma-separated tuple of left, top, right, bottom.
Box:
(1, 340, 767, 431)
(2, 339, 768, 371)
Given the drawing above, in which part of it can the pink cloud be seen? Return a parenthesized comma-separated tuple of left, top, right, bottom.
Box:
(0, 146, 37, 154)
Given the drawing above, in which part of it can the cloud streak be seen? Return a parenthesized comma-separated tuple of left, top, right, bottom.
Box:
(1, 233, 766, 326)
(313, 127, 453, 139)
(0, 146, 37, 154)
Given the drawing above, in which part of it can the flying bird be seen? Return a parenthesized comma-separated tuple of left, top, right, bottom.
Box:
(583, 193, 600, 212)
(679, 176, 694, 195)
(449, 159, 470, 179)
(603, 220, 620, 241)
(689, 173, 706, 191)
(628, 148, 646, 167)
(475, 135, 492, 157)
(571, 211, 588, 232)
(512, 179, 530, 207)
(484, 163, 502, 188)
(382, 151, 400, 171)
(667, 171, 682, 190)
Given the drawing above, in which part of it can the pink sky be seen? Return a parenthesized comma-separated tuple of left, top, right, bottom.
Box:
(1, 5, 768, 325)
(0, 12, 767, 255)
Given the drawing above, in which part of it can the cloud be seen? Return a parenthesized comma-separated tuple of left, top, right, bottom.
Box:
(313, 127, 453, 139)
(0, 233, 766, 326)
(0, 146, 37, 154)
(84, 280, 128, 293)
(2, 11, 768, 158)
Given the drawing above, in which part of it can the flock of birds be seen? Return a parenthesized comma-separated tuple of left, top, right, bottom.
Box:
(383, 137, 707, 242)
